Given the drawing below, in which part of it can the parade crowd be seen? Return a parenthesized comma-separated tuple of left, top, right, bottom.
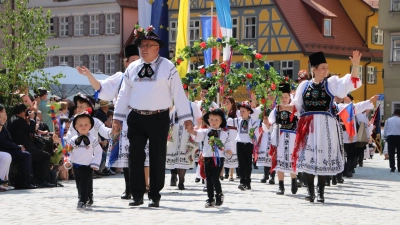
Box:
(1, 26, 399, 210)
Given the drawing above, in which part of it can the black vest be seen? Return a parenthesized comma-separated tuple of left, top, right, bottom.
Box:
(276, 110, 298, 131)
(302, 79, 334, 115)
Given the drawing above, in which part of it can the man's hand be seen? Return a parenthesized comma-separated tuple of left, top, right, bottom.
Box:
(76, 66, 92, 77)
(184, 120, 194, 134)
(369, 95, 379, 104)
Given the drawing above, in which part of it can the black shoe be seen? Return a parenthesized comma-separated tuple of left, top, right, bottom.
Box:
(261, 167, 268, 183)
(129, 198, 144, 206)
(77, 202, 86, 210)
(148, 199, 160, 207)
(390, 168, 395, 172)
(121, 191, 131, 200)
(276, 181, 285, 195)
(87, 194, 94, 206)
(202, 179, 205, 184)
(236, 175, 241, 179)
(260, 176, 267, 183)
(291, 178, 298, 194)
(246, 183, 251, 190)
(337, 178, 344, 183)
(269, 171, 276, 184)
(215, 193, 224, 206)
(345, 172, 353, 178)
(16, 183, 37, 189)
(170, 174, 177, 186)
(317, 185, 325, 203)
(332, 176, 337, 185)
(178, 183, 185, 190)
(224, 174, 229, 179)
(205, 198, 215, 208)
(238, 184, 246, 191)
(351, 169, 355, 174)
(305, 185, 315, 202)
(195, 178, 200, 183)
(220, 176, 224, 181)
(40, 181, 55, 188)
(325, 179, 331, 186)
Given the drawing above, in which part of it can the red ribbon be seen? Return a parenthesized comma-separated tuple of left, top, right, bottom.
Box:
(291, 115, 314, 172)
(351, 77, 359, 88)
(289, 107, 297, 122)
(269, 145, 277, 173)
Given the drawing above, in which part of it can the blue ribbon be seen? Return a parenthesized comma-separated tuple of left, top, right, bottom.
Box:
(107, 121, 122, 167)
(213, 144, 221, 167)
(94, 86, 102, 101)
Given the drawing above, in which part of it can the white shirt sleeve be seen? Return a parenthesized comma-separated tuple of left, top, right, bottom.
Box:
(268, 108, 277, 125)
(354, 100, 374, 114)
(93, 117, 111, 139)
(91, 138, 103, 170)
(168, 65, 193, 122)
(98, 72, 123, 101)
(251, 106, 262, 120)
(327, 74, 362, 98)
(291, 81, 308, 116)
(113, 71, 132, 121)
(193, 129, 207, 142)
(191, 102, 202, 126)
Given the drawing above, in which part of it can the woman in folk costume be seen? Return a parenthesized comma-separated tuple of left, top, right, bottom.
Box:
(279, 51, 362, 203)
(76, 44, 150, 199)
(166, 85, 202, 190)
(257, 94, 276, 185)
(223, 96, 239, 181)
(269, 83, 299, 195)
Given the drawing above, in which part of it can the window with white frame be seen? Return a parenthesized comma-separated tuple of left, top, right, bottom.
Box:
(170, 21, 177, 42)
(105, 14, 115, 34)
(243, 62, 255, 69)
(59, 17, 68, 37)
(357, 66, 363, 83)
(281, 60, 294, 78)
(392, 35, 400, 62)
(44, 56, 53, 68)
(89, 55, 99, 73)
(189, 63, 196, 71)
(232, 18, 238, 39)
(244, 17, 256, 39)
(367, 66, 376, 84)
(74, 55, 82, 67)
(190, 20, 200, 41)
(373, 26, 383, 45)
(105, 55, 115, 75)
(392, 0, 400, 11)
(59, 56, 68, 65)
(324, 19, 331, 36)
(48, 18, 54, 35)
(90, 15, 99, 35)
(74, 15, 84, 36)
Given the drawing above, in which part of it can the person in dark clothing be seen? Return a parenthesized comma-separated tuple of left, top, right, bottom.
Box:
(8, 103, 55, 187)
(0, 104, 35, 189)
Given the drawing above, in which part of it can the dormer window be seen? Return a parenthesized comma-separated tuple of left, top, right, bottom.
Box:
(324, 19, 331, 36)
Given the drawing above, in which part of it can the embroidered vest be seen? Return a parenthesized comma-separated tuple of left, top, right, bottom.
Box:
(277, 110, 298, 131)
(302, 79, 334, 116)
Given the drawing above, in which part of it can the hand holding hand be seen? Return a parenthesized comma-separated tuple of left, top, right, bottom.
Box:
(91, 166, 99, 171)
(184, 120, 194, 134)
(111, 120, 121, 135)
(226, 150, 233, 155)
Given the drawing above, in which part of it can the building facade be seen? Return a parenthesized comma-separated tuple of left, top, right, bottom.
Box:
(28, 0, 138, 75)
(379, 0, 400, 119)
(169, 0, 382, 102)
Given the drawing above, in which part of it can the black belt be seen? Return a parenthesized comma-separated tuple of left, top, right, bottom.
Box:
(129, 106, 168, 116)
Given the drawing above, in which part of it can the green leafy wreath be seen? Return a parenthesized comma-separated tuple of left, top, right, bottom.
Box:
(173, 36, 298, 117)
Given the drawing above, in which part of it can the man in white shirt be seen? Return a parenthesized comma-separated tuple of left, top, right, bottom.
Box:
(112, 27, 194, 208)
(384, 108, 400, 172)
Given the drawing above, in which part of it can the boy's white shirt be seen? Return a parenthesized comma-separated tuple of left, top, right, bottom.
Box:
(67, 134, 103, 170)
(234, 117, 259, 143)
(192, 128, 233, 158)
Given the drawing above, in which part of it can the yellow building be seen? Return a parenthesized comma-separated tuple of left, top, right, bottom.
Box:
(168, 0, 383, 102)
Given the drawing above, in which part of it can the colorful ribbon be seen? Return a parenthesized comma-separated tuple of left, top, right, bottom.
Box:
(351, 77, 359, 88)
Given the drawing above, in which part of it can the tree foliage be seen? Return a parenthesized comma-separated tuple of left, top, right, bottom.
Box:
(0, 0, 63, 107)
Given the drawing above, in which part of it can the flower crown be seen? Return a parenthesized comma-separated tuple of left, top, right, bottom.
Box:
(297, 70, 309, 80)
(134, 24, 154, 39)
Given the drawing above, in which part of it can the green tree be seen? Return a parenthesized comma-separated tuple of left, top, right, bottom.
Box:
(0, 0, 62, 107)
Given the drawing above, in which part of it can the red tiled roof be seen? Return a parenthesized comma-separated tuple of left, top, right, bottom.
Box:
(302, 0, 337, 17)
(117, 0, 138, 8)
(274, 0, 372, 58)
(363, 0, 379, 9)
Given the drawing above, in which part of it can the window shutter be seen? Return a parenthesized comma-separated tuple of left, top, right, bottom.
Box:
(53, 17, 59, 38)
(67, 55, 74, 67)
(115, 13, 121, 34)
(83, 15, 89, 36)
(273, 61, 280, 73)
(371, 26, 376, 44)
(293, 60, 300, 80)
(82, 55, 89, 68)
(99, 14, 105, 35)
(99, 54, 105, 73)
(52, 56, 59, 66)
(68, 15, 74, 37)
(374, 67, 378, 84)
(113, 54, 121, 72)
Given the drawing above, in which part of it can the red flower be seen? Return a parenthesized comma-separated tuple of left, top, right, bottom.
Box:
(261, 98, 266, 104)
(200, 42, 207, 49)
(246, 73, 253, 79)
(200, 68, 206, 74)
(285, 76, 289, 81)
(50, 105, 55, 110)
(255, 53, 262, 59)
(86, 107, 92, 115)
(176, 58, 182, 65)
(271, 83, 276, 91)
(183, 84, 188, 89)
(220, 63, 227, 70)
(229, 89, 233, 93)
